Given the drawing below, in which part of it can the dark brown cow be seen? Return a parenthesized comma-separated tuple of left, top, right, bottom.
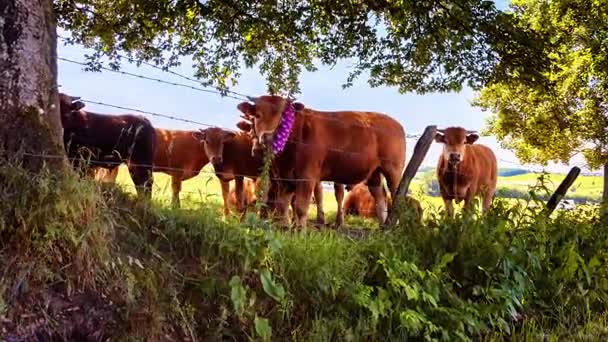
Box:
(91, 128, 210, 207)
(59, 93, 156, 198)
(238, 95, 406, 228)
(435, 127, 497, 217)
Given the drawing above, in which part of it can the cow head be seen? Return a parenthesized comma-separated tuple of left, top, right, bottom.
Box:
(58, 93, 88, 140)
(192, 127, 236, 166)
(236, 119, 265, 157)
(237, 95, 304, 148)
(435, 127, 479, 167)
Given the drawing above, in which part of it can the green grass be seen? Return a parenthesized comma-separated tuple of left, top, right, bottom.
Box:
(2, 162, 608, 340)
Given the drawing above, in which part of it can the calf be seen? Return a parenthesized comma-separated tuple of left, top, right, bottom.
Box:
(59, 93, 156, 198)
(90, 128, 210, 207)
(435, 127, 497, 217)
(238, 95, 406, 228)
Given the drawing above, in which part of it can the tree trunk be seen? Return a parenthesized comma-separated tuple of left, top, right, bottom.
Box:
(0, 0, 65, 171)
(604, 163, 608, 204)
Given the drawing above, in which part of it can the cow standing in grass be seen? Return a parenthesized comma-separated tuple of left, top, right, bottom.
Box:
(435, 127, 498, 217)
(238, 95, 406, 228)
(236, 118, 348, 227)
(59, 93, 156, 199)
(91, 128, 210, 208)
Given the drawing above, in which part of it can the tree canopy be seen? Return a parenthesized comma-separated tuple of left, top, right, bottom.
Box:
(55, 0, 547, 95)
(475, 0, 608, 171)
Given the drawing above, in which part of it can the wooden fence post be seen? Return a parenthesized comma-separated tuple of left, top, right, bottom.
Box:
(544, 166, 581, 216)
(385, 125, 437, 227)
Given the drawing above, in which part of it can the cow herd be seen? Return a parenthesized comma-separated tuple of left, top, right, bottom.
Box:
(58, 92, 498, 228)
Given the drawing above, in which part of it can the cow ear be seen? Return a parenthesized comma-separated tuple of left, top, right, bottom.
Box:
(434, 133, 446, 143)
(237, 102, 258, 118)
(192, 130, 206, 141)
(236, 120, 252, 132)
(466, 133, 479, 144)
(72, 101, 86, 111)
(293, 102, 305, 112)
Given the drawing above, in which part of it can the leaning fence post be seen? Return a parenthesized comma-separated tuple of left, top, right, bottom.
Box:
(385, 125, 437, 227)
(544, 166, 581, 216)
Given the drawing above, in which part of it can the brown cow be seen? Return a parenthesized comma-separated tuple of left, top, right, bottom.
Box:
(91, 128, 210, 207)
(193, 126, 337, 224)
(238, 95, 406, 228)
(434, 127, 497, 217)
(344, 183, 423, 223)
(234, 119, 347, 227)
(343, 183, 389, 218)
(59, 93, 156, 199)
(239, 114, 349, 227)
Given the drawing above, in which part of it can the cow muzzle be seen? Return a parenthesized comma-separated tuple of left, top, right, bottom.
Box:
(448, 153, 461, 166)
(210, 156, 223, 165)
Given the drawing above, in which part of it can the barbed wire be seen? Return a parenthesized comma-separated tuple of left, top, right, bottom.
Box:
(59, 57, 248, 102)
(58, 35, 252, 100)
(58, 56, 420, 140)
(65, 96, 421, 161)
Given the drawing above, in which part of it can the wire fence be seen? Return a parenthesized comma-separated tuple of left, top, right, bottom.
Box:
(48, 39, 596, 209)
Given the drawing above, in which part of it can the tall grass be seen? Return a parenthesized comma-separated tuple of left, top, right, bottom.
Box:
(1, 162, 607, 340)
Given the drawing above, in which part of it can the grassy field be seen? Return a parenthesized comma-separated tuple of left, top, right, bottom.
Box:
(112, 165, 602, 222)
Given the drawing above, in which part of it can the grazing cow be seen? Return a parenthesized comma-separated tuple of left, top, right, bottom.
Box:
(90, 128, 210, 207)
(343, 183, 423, 223)
(238, 95, 406, 228)
(434, 127, 498, 217)
(59, 93, 156, 198)
(343, 183, 389, 218)
(235, 119, 347, 227)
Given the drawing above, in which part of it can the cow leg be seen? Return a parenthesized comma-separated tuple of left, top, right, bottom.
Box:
(294, 181, 316, 229)
(334, 183, 345, 228)
(219, 179, 231, 219)
(129, 165, 154, 200)
(235, 176, 245, 213)
(276, 187, 294, 228)
(171, 175, 182, 208)
(482, 189, 494, 213)
(368, 171, 388, 224)
(314, 182, 325, 226)
(444, 199, 454, 218)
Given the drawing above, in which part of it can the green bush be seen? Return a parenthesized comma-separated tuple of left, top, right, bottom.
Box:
(1, 163, 607, 340)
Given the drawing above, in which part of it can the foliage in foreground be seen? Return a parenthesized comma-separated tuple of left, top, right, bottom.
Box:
(1, 164, 608, 340)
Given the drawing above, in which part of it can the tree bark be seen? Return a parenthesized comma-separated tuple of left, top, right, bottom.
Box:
(604, 163, 608, 204)
(0, 0, 65, 171)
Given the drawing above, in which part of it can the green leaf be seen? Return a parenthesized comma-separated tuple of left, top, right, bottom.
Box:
(254, 316, 272, 342)
(260, 269, 285, 303)
(229, 276, 247, 317)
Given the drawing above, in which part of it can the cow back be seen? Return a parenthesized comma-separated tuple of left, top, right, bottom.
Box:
(153, 128, 208, 178)
(276, 109, 406, 186)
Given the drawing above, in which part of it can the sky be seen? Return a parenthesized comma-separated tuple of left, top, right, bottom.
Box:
(55, 1, 595, 176)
